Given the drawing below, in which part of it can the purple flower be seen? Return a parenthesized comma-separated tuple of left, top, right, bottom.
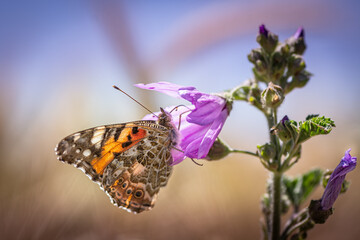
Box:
(135, 82, 229, 165)
(259, 24, 269, 38)
(321, 149, 357, 210)
(293, 27, 305, 39)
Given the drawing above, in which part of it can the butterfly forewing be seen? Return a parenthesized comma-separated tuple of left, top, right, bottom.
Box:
(55, 120, 174, 213)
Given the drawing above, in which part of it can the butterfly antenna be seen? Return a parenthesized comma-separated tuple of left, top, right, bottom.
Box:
(191, 158, 203, 166)
(113, 85, 158, 118)
(169, 104, 192, 113)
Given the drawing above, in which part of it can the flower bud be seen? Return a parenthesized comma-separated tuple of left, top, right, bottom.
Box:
(293, 71, 311, 88)
(257, 24, 278, 54)
(320, 149, 357, 210)
(257, 143, 276, 162)
(206, 138, 231, 161)
(284, 71, 311, 94)
(270, 115, 294, 143)
(261, 82, 284, 108)
(286, 27, 306, 55)
(248, 49, 268, 80)
(270, 51, 287, 81)
(247, 48, 264, 64)
(287, 55, 306, 76)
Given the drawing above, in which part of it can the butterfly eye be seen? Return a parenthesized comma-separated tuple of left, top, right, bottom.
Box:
(134, 189, 144, 198)
(121, 181, 128, 189)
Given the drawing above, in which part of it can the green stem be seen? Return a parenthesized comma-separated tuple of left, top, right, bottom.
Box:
(267, 109, 280, 161)
(280, 143, 300, 172)
(230, 149, 258, 157)
(271, 172, 282, 240)
(266, 108, 282, 240)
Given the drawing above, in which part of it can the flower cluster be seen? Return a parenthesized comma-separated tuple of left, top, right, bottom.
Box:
(135, 82, 230, 165)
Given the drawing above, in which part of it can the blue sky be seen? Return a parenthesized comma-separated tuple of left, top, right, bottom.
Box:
(1, 0, 359, 138)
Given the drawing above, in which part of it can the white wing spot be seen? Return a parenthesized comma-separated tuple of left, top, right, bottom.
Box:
(75, 149, 81, 154)
(83, 149, 91, 157)
(73, 133, 80, 141)
(94, 142, 101, 149)
(91, 127, 105, 144)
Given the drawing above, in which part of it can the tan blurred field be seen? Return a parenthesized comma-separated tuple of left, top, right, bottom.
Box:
(1, 1, 360, 239)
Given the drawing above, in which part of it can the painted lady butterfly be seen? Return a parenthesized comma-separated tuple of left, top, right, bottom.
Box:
(55, 108, 179, 213)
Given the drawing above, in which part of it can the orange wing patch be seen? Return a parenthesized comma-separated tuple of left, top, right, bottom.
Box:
(91, 126, 148, 174)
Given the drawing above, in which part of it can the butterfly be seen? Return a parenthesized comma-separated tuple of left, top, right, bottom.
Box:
(55, 107, 179, 213)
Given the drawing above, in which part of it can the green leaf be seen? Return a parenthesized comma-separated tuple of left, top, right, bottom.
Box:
(305, 114, 319, 120)
(297, 116, 335, 144)
(283, 169, 323, 209)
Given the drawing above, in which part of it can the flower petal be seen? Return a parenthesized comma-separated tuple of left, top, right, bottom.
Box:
(180, 124, 208, 158)
(135, 82, 195, 99)
(180, 109, 227, 159)
(321, 149, 357, 210)
(197, 109, 228, 158)
(293, 27, 304, 39)
(179, 89, 226, 125)
(171, 148, 186, 165)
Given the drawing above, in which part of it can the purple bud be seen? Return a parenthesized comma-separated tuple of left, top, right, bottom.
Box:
(259, 24, 269, 38)
(294, 27, 305, 39)
(281, 115, 289, 125)
(321, 149, 357, 210)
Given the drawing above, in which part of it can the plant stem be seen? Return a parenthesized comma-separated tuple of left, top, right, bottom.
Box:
(271, 172, 282, 240)
(230, 149, 258, 157)
(267, 109, 280, 159)
(266, 108, 282, 240)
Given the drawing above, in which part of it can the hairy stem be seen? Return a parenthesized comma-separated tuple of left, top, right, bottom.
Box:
(271, 172, 282, 240)
(266, 108, 282, 240)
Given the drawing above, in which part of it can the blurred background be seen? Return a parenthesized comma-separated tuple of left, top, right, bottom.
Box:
(1, 0, 359, 239)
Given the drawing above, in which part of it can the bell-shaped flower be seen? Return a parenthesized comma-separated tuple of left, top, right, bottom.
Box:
(135, 82, 230, 165)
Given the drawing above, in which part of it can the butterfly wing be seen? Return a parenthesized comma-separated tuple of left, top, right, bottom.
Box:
(55, 121, 173, 213)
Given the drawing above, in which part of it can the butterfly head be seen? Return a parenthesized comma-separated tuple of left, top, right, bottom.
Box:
(158, 108, 173, 128)
(158, 107, 180, 149)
